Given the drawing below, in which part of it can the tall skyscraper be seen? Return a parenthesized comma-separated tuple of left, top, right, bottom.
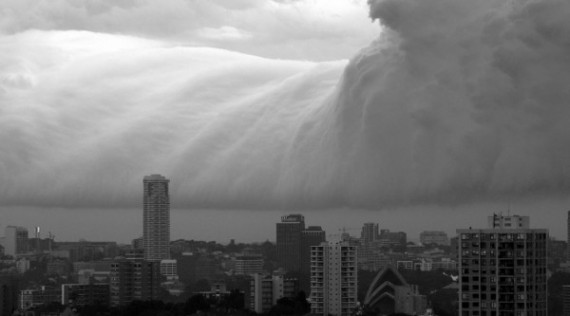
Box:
(143, 174, 170, 261)
(3, 226, 28, 258)
(276, 214, 305, 271)
(567, 211, 570, 261)
(360, 223, 378, 261)
(457, 215, 548, 316)
(310, 241, 357, 316)
(300, 226, 326, 274)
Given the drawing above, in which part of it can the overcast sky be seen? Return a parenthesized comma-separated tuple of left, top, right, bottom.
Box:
(2, 0, 570, 243)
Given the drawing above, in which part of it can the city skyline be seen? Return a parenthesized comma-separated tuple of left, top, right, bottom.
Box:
(2, 0, 570, 244)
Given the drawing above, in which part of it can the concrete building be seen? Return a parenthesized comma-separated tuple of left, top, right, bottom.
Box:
(457, 224, 548, 316)
(563, 285, 570, 316)
(420, 231, 449, 246)
(231, 255, 264, 276)
(300, 226, 326, 274)
(377, 230, 407, 251)
(250, 274, 299, 313)
(310, 241, 357, 316)
(567, 211, 570, 262)
(19, 286, 61, 310)
(276, 214, 305, 272)
(110, 258, 161, 306)
(0, 276, 19, 316)
(143, 174, 170, 261)
(360, 223, 379, 261)
(488, 214, 530, 229)
(160, 259, 178, 280)
(4, 226, 28, 258)
(61, 283, 110, 306)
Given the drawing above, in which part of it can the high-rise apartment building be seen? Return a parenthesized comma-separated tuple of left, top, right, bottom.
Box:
(457, 217, 548, 316)
(276, 214, 305, 271)
(4, 226, 28, 258)
(249, 274, 299, 313)
(310, 241, 357, 316)
(110, 258, 161, 306)
(300, 226, 326, 274)
(143, 174, 170, 261)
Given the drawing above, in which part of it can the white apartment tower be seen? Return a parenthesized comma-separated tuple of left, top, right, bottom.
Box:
(310, 241, 357, 316)
(143, 174, 170, 261)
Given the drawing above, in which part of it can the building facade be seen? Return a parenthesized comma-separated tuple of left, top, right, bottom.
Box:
(4, 226, 28, 258)
(360, 223, 379, 262)
(300, 226, 326, 274)
(61, 283, 110, 306)
(420, 231, 449, 246)
(143, 174, 170, 261)
(249, 274, 298, 313)
(457, 228, 548, 316)
(488, 214, 530, 229)
(310, 241, 357, 316)
(110, 258, 161, 306)
(276, 214, 305, 272)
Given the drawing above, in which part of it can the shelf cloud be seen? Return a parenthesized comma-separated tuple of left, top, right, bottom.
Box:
(1, 0, 570, 209)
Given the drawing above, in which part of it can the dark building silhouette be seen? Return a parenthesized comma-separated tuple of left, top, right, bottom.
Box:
(61, 283, 110, 306)
(564, 285, 570, 316)
(300, 226, 326, 274)
(276, 214, 305, 271)
(110, 258, 161, 306)
(0, 276, 19, 316)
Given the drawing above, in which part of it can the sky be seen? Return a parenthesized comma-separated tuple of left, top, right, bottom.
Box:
(1, 0, 570, 243)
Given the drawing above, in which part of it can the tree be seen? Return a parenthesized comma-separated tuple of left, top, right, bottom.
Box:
(185, 294, 211, 315)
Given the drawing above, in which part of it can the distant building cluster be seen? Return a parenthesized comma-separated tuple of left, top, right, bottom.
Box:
(1, 176, 567, 316)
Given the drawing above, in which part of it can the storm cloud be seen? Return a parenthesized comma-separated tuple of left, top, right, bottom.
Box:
(1, 0, 570, 210)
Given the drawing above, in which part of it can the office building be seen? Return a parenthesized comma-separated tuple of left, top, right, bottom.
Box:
(160, 259, 178, 280)
(276, 214, 305, 271)
(567, 211, 570, 261)
(250, 274, 299, 313)
(110, 258, 161, 306)
(0, 276, 19, 316)
(19, 286, 61, 310)
(310, 241, 357, 316)
(457, 220, 548, 315)
(300, 226, 326, 274)
(143, 174, 170, 261)
(563, 285, 570, 316)
(420, 231, 449, 246)
(377, 230, 407, 251)
(231, 255, 264, 276)
(360, 223, 379, 261)
(488, 214, 529, 229)
(4, 226, 28, 258)
(61, 283, 110, 306)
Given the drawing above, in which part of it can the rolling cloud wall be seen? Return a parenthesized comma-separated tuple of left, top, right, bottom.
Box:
(1, 0, 570, 209)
